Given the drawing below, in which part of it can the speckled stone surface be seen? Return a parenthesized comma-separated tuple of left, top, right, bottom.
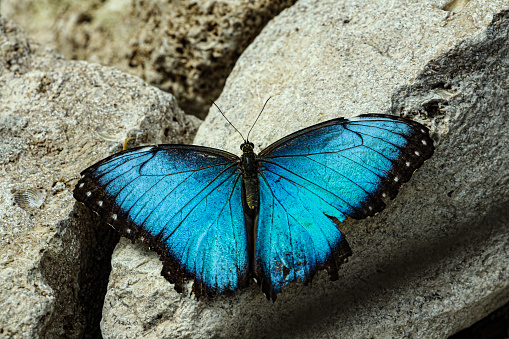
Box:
(0, 17, 199, 338)
(2, 0, 297, 118)
(101, 0, 509, 338)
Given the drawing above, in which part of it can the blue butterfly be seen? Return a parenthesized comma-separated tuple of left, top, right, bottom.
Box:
(74, 113, 434, 301)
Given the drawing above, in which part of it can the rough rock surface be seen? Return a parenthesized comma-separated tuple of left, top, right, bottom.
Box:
(0, 17, 199, 338)
(102, 0, 509, 338)
(2, 0, 297, 118)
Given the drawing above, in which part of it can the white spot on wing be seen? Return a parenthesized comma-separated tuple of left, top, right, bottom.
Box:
(112, 214, 117, 220)
(406, 161, 411, 167)
(98, 201, 103, 207)
(422, 139, 427, 145)
(127, 228, 131, 234)
(86, 191, 92, 197)
(394, 177, 399, 182)
(415, 151, 420, 156)
(382, 193, 387, 198)
(79, 183, 84, 188)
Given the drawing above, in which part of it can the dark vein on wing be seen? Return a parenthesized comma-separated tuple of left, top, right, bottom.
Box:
(259, 173, 334, 276)
(227, 184, 240, 286)
(94, 149, 235, 196)
(262, 145, 385, 202)
(94, 149, 153, 172)
(127, 169, 196, 221)
(189, 175, 241, 284)
(141, 161, 238, 233)
(178, 174, 241, 283)
(305, 153, 383, 194)
(94, 151, 155, 184)
(260, 173, 298, 281)
(161, 163, 239, 243)
(262, 122, 409, 161)
(260, 159, 356, 215)
(117, 158, 235, 223)
(116, 173, 147, 208)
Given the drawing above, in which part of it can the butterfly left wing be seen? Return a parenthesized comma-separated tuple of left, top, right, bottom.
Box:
(255, 114, 434, 300)
(74, 145, 250, 298)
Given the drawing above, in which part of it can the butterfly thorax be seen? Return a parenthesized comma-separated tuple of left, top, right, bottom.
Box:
(240, 142, 260, 210)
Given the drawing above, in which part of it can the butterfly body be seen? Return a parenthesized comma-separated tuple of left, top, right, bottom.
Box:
(239, 142, 260, 211)
(74, 114, 434, 301)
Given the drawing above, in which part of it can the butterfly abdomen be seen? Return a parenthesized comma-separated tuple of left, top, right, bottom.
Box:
(243, 176, 260, 210)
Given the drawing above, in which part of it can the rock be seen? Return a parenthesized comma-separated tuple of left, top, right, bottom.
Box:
(0, 17, 199, 338)
(3, 0, 509, 336)
(102, 0, 509, 338)
(2, 0, 298, 118)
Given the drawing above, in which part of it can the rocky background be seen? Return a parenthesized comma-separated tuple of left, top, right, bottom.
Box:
(1, 0, 508, 338)
(2, 0, 296, 119)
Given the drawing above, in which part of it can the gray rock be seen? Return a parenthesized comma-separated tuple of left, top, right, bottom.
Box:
(2, 0, 298, 118)
(0, 17, 199, 338)
(102, 0, 509, 338)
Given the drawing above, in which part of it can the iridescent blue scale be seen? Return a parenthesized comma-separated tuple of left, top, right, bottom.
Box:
(74, 114, 434, 301)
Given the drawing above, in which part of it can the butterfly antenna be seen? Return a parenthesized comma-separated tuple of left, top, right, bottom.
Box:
(210, 99, 246, 142)
(247, 96, 271, 142)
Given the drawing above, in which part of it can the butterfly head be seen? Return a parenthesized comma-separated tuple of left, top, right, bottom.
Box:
(240, 141, 255, 153)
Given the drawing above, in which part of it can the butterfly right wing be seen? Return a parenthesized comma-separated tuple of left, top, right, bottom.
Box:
(254, 114, 434, 300)
(73, 145, 250, 298)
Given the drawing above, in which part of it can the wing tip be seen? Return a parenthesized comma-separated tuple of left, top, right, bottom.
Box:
(349, 119, 434, 219)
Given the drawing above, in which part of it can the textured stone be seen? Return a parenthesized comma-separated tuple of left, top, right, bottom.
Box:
(0, 17, 199, 338)
(2, 0, 297, 118)
(101, 0, 509, 338)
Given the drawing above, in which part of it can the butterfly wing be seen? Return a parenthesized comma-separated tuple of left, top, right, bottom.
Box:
(73, 145, 250, 297)
(255, 114, 434, 300)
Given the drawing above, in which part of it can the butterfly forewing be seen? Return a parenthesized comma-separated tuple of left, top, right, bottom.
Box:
(74, 145, 250, 297)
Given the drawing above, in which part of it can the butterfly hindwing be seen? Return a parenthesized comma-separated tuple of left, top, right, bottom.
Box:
(255, 175, 352, 300)
(255, 114, 434, 300)
(73, 145, 250, 297)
